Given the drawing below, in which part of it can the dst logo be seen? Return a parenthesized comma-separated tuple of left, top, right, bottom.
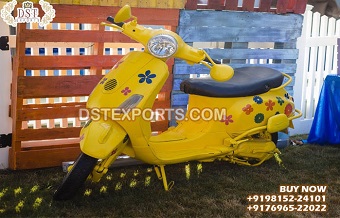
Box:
(16, 1, 39, 23)
(1, 0, 55, 27)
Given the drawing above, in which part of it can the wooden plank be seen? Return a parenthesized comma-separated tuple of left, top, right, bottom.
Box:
(17, 105, 85, 121)
(207, 0, 223, 10)
(179, 10, 303, 28)
(13, 147, 80, 169)
(225, 0, 238, 10)
(22, 138, 80, 150)
(151, 120, 169, 132)
(178, 26, 303, 42)
(51, 5, 180, 25)
(276, 0, 288, 14)
(9, 23, 27, 170)
(23, 102, 86, 109)
(259, 0, 272, 12)
(185, 0, 198, 9)
(20, 30, 135, 43)
(293, 0, 307, 14)
(17, 127, 82, 141)
(173, 61, 298, 75)
(18, 75, 103, 98)
(242, 0, 255, 11)
(204, 48, 299, 60)
(171, 92, 188, 106)
(21, 55, 122, 69)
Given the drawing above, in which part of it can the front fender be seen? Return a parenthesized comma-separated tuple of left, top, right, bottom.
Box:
(80, 118, 127, 159)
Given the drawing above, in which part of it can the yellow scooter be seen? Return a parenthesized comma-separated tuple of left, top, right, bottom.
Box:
(53, 5, 302, 200)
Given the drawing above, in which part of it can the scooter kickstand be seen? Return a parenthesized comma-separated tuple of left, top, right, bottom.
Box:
(154, 165, 174, 191)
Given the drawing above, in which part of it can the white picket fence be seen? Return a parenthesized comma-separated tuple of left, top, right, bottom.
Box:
(292, 6, 340, 135)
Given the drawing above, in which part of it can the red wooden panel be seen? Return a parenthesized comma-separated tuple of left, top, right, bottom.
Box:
(20, 30, 134, 43)
(293, 0, 307, 14)
(13, 147, 80, 169)
(185, 0, 198, 10)
(17, 127, 82, 141)
(21, 55, 122, 69)
(17, 75, 103, 98)
(17, 106, 85, 121)
(276, 0, 289, 14)
(52, 5, 180, 26)
(242, 0, 255, 11)
(259, 0, 272, 12)
(207, 0, 224, 10)
(225, 0, 238, 10)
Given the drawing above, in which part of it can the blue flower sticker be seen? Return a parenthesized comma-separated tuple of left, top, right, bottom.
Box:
(276, 96, 284, 106)
(138, 70, 156, 84)
(253, 96, 263, 104)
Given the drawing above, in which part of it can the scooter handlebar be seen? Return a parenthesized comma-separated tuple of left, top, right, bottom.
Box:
(106, 16, 124, 28)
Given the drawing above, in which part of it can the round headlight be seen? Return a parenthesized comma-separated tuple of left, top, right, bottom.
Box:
(147, 34, 178, 58)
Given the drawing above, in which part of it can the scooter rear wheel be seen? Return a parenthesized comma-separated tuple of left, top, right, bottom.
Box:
(53, 152, 98, 201)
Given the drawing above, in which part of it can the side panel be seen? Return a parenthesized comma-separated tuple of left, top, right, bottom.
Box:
(79, 118, 127, 159)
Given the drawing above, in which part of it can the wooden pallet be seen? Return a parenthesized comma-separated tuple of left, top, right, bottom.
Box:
(171, 9, 304, 125)
(10, 4, 179, 169)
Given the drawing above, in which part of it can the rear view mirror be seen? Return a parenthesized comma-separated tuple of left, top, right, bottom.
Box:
(114, 5, 132, 23)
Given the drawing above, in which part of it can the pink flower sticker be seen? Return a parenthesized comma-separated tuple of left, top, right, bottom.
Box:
(121, 87, 131, 95)
(221, 115, 233, 125)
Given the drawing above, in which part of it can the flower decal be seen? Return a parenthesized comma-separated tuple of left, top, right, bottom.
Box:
(242, 104, 254, 115)
(284, 93, 290, 99)
(254, 113, 264, 124)
(253, 96, 263, 104)
(276, 97, 284, 106)
(138, 70, 156, 84)
(121, 87, 131, 95)
(265, 99, 275, 111)
(284, 104, 293, 116)
(221, 115, 233, 125)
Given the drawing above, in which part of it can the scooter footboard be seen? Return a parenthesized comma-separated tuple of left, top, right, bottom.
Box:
(80, 118, 128, 159)
(228, 140, 278, 166)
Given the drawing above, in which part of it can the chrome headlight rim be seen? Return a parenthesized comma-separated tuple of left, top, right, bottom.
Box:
(147, 34, 178, 59)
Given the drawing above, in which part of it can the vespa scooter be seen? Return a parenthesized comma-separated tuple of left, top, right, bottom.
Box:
(53, 5, 302, 200)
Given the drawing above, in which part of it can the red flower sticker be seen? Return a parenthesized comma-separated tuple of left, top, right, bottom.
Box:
(121, 87, 131, 95)
(265, 99, 275, 111)
(221, 115, 233, 125)
(242, 104, 254, 115)
(285, 104, 293, 116)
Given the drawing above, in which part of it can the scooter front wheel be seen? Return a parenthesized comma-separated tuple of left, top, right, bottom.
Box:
(271, 132, 278, 145)
(53, 152, 98, 201)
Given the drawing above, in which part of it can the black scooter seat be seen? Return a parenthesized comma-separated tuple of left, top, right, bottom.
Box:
(180, 66, 284, 98)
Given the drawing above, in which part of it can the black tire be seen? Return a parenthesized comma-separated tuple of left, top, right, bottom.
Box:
(53, 152, 98, 201)
(271, 132, 278, 145)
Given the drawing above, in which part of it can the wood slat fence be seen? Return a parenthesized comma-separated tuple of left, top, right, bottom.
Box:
(292, 7, 340, 135)
(10, 4, 179, 169)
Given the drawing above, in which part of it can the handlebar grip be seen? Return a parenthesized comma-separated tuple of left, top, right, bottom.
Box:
(106, 16, 124, 27)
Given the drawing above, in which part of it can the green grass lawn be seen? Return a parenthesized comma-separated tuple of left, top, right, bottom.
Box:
(0, 144, 339, 217)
